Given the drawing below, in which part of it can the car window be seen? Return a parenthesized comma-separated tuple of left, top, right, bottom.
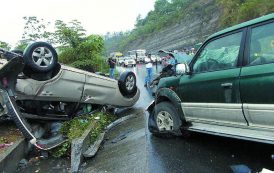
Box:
(248, 22, 274, 65)
(193, 32, 242, 73)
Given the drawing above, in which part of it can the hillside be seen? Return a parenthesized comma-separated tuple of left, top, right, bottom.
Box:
(123, 0, 219, 53)
(105, 0, 274, 55)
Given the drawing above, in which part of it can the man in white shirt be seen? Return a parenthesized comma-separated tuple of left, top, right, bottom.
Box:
(144, 54, 153, 87)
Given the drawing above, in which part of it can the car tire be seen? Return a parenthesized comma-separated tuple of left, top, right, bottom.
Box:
(152, 101, 182, 137)
(118, 71, 137, 97)
(23, 42, 58, 72)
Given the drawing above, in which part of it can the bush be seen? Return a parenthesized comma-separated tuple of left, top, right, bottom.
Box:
(59, 35, 109, 72)
(50, 112, 116, 158)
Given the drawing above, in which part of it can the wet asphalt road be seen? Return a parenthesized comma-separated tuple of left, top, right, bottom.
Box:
(128, 64, 274, 173)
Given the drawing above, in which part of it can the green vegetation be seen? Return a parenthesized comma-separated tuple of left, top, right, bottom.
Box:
(50, 112, 116, 158)
(217, 0, 274, 29)
(0, 137, 4, 143)
(105, 0, 274, 53)
(0, 41, 11, 50)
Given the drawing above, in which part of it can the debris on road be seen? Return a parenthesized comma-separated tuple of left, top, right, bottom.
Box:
(0, 142, 13, 149)
(18, 159, 28, 170)
(111, 128, 133, 143)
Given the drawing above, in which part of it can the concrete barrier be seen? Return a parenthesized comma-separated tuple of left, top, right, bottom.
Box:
(0, 138, 27, 173)
(70, 113, 139, 173)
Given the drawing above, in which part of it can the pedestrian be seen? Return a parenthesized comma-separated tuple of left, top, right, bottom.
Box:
(189, 48, 195, 56)
(108, 57, 116, 79)
(144, 54, 153, 87)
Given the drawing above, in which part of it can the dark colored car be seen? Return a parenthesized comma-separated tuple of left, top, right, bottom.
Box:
(147, 13, 274, 144)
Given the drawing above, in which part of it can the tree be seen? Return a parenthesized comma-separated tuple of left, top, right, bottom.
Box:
(54, 20, 86, 48)
(59, 35, 107, 72)
(22, 16, 54, 43)
(0, 41, 11, 50)
(135, 14, 144, 27)
(14, 39, 30, 51)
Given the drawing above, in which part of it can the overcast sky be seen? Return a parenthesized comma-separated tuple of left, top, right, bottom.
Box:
(0, 0, 156, 47)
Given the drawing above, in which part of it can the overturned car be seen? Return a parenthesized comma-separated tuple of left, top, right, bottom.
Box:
(0, 42, 140, 150)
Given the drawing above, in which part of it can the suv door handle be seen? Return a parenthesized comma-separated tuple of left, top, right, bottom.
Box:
(221, 83, 233, 88)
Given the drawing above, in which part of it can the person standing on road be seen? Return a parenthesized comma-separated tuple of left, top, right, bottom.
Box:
(144, 53, 153, 87)
(108, 57, 116, 79)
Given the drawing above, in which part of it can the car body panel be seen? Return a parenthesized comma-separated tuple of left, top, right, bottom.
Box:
(178, 68, 241, 103)
(0, 58, 140, 107)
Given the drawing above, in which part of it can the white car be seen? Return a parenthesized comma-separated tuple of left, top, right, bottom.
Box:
(117, 57, 126, 66)
(0, 42, 140, 150)
(124, 57, 136, 67)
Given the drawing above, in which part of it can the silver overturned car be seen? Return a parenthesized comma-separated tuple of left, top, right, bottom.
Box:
(0, 42, 140, 150)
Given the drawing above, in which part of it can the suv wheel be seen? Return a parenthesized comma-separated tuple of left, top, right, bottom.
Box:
(152, 101, 182, 137)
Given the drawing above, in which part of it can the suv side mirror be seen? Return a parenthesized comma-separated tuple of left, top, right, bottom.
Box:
(176, 63, 190, 75)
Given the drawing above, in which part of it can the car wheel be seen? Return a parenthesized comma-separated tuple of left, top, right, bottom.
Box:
(23, 42, 58, 72)
(118, 71, 137, 97)
(152, 101, 182, 137)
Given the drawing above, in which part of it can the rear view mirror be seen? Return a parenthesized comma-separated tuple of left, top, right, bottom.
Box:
(176, 63, 189, 75)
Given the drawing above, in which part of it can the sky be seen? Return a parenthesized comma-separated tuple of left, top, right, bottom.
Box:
(0, 0, 156, 47)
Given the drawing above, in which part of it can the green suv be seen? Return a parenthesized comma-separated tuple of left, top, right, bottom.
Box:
(147, 13, 274, 144)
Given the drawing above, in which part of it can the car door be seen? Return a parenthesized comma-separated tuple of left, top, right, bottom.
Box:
(178, 30, 248, 126)
(240, 20, 274, 129)
(38, 65, 85, 102)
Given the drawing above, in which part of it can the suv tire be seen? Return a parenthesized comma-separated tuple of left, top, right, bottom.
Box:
(152, 101, 182, 137)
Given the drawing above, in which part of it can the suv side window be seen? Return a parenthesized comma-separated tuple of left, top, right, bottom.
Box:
(193, 32, 242, 73)
(248, 22, 274, 65)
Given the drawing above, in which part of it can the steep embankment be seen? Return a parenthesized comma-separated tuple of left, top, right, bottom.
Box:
(124, 0, 220, 53)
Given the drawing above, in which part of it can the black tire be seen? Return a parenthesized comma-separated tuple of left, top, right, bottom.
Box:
(118, 71, 137, 97)
(23, 42, 58, 72)
(151, 101, 182, 137)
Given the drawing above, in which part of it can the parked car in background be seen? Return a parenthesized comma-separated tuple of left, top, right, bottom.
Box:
(124, 56, 136, 67)
(128, 49, 146, 63)
(147, 13, 274, 145)
(0, 42, 140, 150)
(117, 56, 126, 66)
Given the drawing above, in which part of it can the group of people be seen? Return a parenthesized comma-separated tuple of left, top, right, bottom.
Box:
(107, 48, 191, 87)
